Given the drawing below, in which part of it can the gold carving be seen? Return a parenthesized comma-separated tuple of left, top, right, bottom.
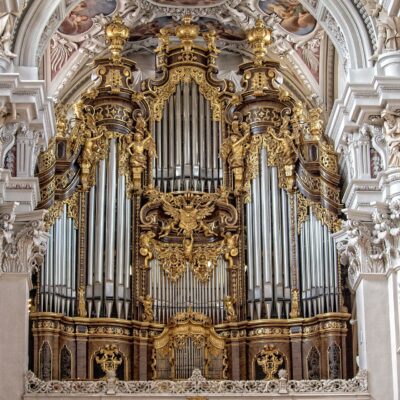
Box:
(139, 295, 154, 322)
(223, 296, 237, 322)
(105, 14, 129, 64)
(139, 231, 156, 269)
(256, 345, 284, 380)
(119, 112, 156, 194)
(78, 286, 87, 318)
(247, 19, 273, 65)
(175, 15, 199, 53)
(148, 67, 222, 121)
(222, 232, 239, 268)
(221, 117, 251, 193)
(95, 344, 122, 379)
(289, 288, 300, 318)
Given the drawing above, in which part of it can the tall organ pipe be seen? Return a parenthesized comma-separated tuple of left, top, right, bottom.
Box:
(94, 159, 106, 316)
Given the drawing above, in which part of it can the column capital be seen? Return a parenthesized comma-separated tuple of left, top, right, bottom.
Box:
(0, 205, 48, 277)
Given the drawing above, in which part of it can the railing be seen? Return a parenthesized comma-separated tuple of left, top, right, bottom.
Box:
(25, 369, 369, 397)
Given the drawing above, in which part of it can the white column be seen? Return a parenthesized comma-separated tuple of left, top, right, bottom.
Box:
(0, 272, 30, 400)
(355, 275, 393, 400)
(0, 206, 47, 400)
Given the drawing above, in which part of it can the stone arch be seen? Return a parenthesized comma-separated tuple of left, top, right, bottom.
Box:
(12, 0, 373, 74)
(301, 0, 372, 70)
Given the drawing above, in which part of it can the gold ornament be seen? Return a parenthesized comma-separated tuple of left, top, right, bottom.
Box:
(139, 295, 154, 322)
(247, 18, 273, 65)
(256, 345, 284, 380)
(105, 14, 129, 64)
(223, 296, 237, 322)
(95, 344, 122, 379)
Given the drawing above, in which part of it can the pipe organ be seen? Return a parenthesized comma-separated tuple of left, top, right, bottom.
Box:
(31, 16, 350, 382)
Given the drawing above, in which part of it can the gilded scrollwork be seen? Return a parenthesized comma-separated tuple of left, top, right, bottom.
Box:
(256, 345, 285, 380)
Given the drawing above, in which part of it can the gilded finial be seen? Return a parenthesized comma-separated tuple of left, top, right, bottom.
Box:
(176, 15, 199, 53)
(247, 18, 272, 66)
(105, 13, 129, 64)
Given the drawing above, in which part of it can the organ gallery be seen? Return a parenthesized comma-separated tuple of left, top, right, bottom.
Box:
(29, 15, 350, 382)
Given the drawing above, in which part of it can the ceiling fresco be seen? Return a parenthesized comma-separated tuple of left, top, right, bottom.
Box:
(48, 0, 323, 100)
(59, 0, 117, 35)
(257, 0, 316, 35)
(130, 16, 246, 42)
(147, 0, 226, 5)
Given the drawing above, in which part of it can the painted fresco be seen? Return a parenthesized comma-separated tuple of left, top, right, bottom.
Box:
(258, 0, 316, 35)
(149, 0, 225, 5)
(130, 16, 246, 42)
(59, 0, 117, 35)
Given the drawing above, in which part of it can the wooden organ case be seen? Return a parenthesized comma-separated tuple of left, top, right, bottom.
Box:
(30, 16, 350, 382)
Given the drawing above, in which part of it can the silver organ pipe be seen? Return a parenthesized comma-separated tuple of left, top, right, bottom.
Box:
(94, 159, 106, 316)
(125, 199, 131, 319)
(271, 167, 283, 317)
(116, 175, 125, 319)
(40, 208, 77, 316)
(153, 83, 222, 192)
(86, 186, 95, 316)
(149, 258, 228, 324)
(105, 139, 117, 317)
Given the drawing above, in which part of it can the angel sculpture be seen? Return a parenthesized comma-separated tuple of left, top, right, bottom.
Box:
(223, 232, 239, 269)
(139, 231, 156, 269)
(221, 116, 251, 190)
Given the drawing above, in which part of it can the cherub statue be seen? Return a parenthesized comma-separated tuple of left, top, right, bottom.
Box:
(156, 27, 170, 53)
(223, 295, 237, 322)
(382, 107, 400, 167)
(183, 235, 194, 263)
(203, 29, 219, 54)
(139, 294, 154, 322)
(139, 231, 156, 269)
(223, 231, 239, 268)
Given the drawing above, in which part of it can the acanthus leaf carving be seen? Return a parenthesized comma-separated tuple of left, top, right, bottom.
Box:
(0, 207, 48, 275)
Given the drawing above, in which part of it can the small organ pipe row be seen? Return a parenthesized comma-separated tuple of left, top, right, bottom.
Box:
(246, 148, 340, 319)
(41, 205, 76, 316)
(246, 150, 291, 320)
(86, 143, 132, 319)
(153, 82, 223, 192)
(299, 209, 339, 317)
(149, 257, 229, 324)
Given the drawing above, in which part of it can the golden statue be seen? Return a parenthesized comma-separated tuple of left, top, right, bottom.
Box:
(126, 113, 156, 192)
(183, 235, 194, 262)
(221, 116, 251, 190)
(223, 232, 239, 268)
(203, 28, 220, 54)
(156, 27, 170, 53)
(223, 295, 237, 322)
(139, 295, 154, 322)
(139, 231, 156, 269)
(77, 286, 87, 318)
